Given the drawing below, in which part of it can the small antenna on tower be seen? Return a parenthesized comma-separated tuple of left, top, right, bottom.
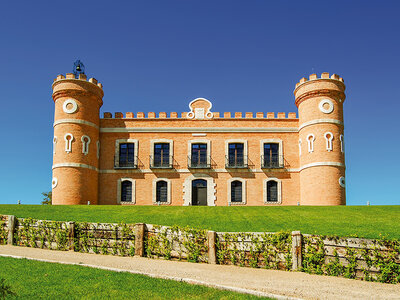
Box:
(73, 60, 85, 78)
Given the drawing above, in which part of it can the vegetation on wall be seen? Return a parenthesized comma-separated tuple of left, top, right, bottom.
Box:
(0, 219, 7, 245)
(216, 231, 292, 270)
(146, 225, 208, 262)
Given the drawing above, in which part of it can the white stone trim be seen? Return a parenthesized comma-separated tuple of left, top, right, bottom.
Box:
(100, 127, 299, 133)
(263, 178, 282, 205)
(298, 139, 302, 156)
(339, 176, 346, 188)
(53, 136, 57, 155)
(52, 177, 58, 189)
(188, 139, 211, 166)
(63, 99, 78, 114)
(100, 168, 301, 174)
(117, 178, 136, 204)
(227, 178, 246, 205)
(319, 99, 334, 114)
(152, 178, 171, 205)
(150, 139, 173, 166)
(306, 134, 315, 153)
(81, 135, 91, 155)
(115, 139, 138, 167)
(260, 139, 283, 166)
(187, 98, 213, 119)
(97, 141, 100, 159)
(340, 134, 344, 153)
(300, 161, 345, 171)
(225, 139, 248, 164)
(183, 174, 216, 206)
(64, 133, 74, 153)
(299, 119, 343, 130)
(324, 132, 333, 152)
(54, 119, 99, 130)
(52, 162, 99, 171)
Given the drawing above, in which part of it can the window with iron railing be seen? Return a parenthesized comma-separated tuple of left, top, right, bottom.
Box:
(151, 143, 172, 168)
(189, 143, 210, 168)
(226, 143, 247, 168)
(116, 143, 137, 168)
(262, 143, 283, 168)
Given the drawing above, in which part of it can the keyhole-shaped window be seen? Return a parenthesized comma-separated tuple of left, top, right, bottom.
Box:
(64, 133, 74, 153)
(81, 135, 91, 155)
(298, 139, 302, 156)
(324, 132, 334, 152)
(53, 136, 57, 155)
(340, 134, 344, 153)
(307, 134, 315, 153)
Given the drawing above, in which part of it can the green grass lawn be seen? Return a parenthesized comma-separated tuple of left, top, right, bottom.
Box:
(0, 257, 265, 299)
(0, 205, 399, 239)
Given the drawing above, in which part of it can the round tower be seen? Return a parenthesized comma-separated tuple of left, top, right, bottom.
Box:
(294, 72, 346, 205)
(51, 71, 104, 205)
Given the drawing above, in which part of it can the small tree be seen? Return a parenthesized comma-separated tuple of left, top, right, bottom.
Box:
(0, 278, 16, 299)
(42, 191, 52, 205)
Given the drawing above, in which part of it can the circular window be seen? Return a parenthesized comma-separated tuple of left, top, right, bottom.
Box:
(63, 99, 78, 114)
(319, 99, 334, 114)
(52, 177, 58, 189)
(339, 176, 345, 188)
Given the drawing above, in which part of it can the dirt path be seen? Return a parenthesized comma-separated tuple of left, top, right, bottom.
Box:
(0, 245, 399, 300)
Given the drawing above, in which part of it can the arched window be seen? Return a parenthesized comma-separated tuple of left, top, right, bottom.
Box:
(231, 181, 242, 202)
(121, 181, 132, 202)
(64, 133, 74, 153)
(267, 181, 278, 202)
(156, 180, 168, 203)
(307, 134, 315, 153)
(324, 132, 333, 152)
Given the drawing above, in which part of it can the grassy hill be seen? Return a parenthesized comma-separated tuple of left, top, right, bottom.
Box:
(0, 205, 399, 239)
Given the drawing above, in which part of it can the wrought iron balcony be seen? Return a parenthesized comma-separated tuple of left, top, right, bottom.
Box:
(261, 155, 284, 169)
(114, 155, 138, 169)
(188, 155, 211, 168)
(225, 155, 248, 168)
(150, 155, 173, 169)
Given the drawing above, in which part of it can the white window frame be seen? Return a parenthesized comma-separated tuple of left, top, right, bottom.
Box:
(115, 139, 138, 167)
(152, 178, 171, 205)
(117, 178, 135, 204)
(340, 134, 344, 153)
(324, 132, 334, 152)
(150, 139, 174, 167)
(260, 139, 283, 166)
(263, 178, 282, 205)
(188, 139, 211, 166)
(81, 135, 91, 155)
(64, 133, 74, 153)
(225, 139, 248, 166)
(307, 134, 315, 153)
(227, 178, 246, 205)
(183, 174, 216, 206)
(53, 136, 57, 155)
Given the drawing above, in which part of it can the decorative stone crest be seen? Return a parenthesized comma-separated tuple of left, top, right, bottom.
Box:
(187, 98, 213, 120)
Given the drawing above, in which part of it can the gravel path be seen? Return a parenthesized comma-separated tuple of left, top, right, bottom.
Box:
(0, 245, 399, 300)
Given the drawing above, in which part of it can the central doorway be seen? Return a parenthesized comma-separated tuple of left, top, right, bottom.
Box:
(192, 179, 207, 206)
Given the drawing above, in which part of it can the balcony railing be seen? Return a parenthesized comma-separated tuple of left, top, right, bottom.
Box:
(225, 155, 248, 168)
(188, 155, 211, 168)
(150, 155, 173, 169)
(114, 155, 138, 169)
(261, 155, 284, 169)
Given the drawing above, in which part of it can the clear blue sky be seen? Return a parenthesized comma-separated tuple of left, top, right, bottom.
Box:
(0, 0, 399, 205)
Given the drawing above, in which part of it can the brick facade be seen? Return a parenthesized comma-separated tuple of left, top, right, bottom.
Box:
(51, 72, 346, 205)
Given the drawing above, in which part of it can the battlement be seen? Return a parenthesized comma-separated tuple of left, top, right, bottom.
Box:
(102, 111, 297, 120)
(295, 72, 344, 89)
(53, 73, 103, 89)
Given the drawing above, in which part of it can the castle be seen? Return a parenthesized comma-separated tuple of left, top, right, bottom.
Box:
(51, 69, 346, 206)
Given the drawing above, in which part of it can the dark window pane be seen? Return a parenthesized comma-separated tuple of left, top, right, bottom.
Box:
(154, 143, 170, 167)
(228, 143, 244, 166)
(191, 143, 207, 166)
(231, 180, 242, 202)
(121, 181, 132, 202)
(119, 143, 135, 167)
(156, 181, 168, 202)
(264, 143, 279, 166)
(267, 181, 278, 202)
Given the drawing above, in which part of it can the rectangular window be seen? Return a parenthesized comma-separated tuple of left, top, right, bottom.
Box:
(156, 181, 168, 202)
(228, 143, 244, 167)
(263, 143, 279, 168)
(231, 181, 242, 202)
(121, 181, 132, 202)
(119, 143, 135, 168)
(153, 143, 170, 167)
(191, 143, 208, 167)
(267, 181, 278, 202)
